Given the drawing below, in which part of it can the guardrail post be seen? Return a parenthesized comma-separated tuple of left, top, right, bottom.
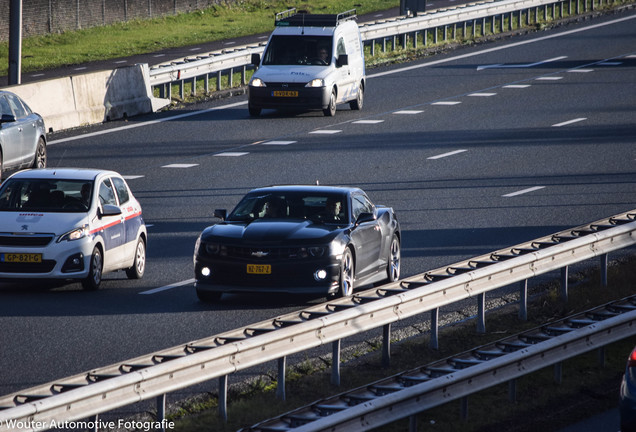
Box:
(216, 70, 222, 91)
(179, 80, 184, 100)
(382, 323, 391, 368)
(430, 308, 439, 349)
(477, 292, 486, 334)
(204, 73, 209, 94)
(90, 415, 98, 432)
(229, 67, 234, 88)
(509, 379, 517, 402)
(331, 339, 341, 386)
(157, 394, 166, 431)
(600, 253, 608, 287)
(191, 77, 196, 96)
(409, 415, 418, 432)
(598, 347, 606, 368)
(219, 375, 228, 422)
(277, 357, 286, 400)
(519, 279, 528, 321)
(561, 266, 569, 302)
(460, 396, 469, 419)
(554, 362, 563, 384)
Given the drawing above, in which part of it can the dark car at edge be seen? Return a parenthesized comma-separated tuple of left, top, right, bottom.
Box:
(193, 185, 401, 302)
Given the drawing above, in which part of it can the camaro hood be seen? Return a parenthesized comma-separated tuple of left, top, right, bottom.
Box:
(0, 211, 86, 235)
(201, 219, 342, 244)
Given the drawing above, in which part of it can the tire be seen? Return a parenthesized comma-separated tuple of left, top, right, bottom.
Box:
(386, 234, 401, 282)
(337, 248, 355, 298)
(32, 137, 47, 169)
(349, 82, 364, 111)
(196, 288, 222, 302)
(125, 237, 146, 279)
(82, 247, 103, 290)
(0, 149, 3, 183)
(323, 88, 337, 117)
(248, 103, 261, 117)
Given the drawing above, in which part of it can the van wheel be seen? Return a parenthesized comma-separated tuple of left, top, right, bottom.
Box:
(248, 104, 261, 117)
(350, 83, 364, 110)
(32, 137, 47, 168)
(323, 89, 337, 116)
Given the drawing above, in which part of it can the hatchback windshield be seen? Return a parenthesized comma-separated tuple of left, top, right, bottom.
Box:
(0, 179, 93, 212)
(263, 35, 333, 66)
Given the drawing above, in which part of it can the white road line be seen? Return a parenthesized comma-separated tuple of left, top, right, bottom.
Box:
(140, 279, 195, 295)
(503, 186, 546, 197)
(536, 76, 563, 81)
(552, 118, 587, 127)
(428, 149, 468, 159)
(600, 61, 622, 66)
(215, 152, 249, 156)
(503, 84, 531, 88)
(310, 130, 342, 134)
(468, 92, 497, 97)
(393, 110, 424, 114)
(432, 101, 461, 106)
(189, 47, 202, 51)
(162, 163, 199, 168)
(263, 140, 296, 145)
(353, 120, 385, 124)
(568, 69, 594, 73)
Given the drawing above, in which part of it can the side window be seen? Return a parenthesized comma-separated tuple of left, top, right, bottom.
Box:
(6, 94, 28, 119)
(0, 95, 11, 117)
(112, 177, 130, 205)
(98, 178, 117, 206)
(336, 37, 347, 57)
(351, 194, 373, 221)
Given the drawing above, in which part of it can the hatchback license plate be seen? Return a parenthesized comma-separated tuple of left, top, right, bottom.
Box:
(272, 91, 298, 97)
(247, 264, 271, 274)
(1, 253, 42, 263)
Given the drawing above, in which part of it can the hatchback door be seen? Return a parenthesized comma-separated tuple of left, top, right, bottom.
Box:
(96, 177, 126, 269)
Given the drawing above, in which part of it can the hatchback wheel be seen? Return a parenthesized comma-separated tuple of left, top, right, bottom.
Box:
(32, 137, 47, 168)
(126, 237, 146, 279)
(82, 247, 103, 290)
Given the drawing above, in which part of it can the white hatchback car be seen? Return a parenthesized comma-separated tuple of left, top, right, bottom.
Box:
(0, 168, 147, 290)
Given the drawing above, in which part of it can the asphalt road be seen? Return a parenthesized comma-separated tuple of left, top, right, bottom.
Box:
(0, 8, 635, 429)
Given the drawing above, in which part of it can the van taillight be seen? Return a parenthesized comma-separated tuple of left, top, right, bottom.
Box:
(628, 348, 636, 368)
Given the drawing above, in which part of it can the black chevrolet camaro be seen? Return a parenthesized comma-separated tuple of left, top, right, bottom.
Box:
(193, 185, 401, 302)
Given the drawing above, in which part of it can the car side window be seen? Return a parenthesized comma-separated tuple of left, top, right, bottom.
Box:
(0, 95, 11, 116)
(351, 194, 374, 221)
(6, 94, 28, 119)
(336, 37, 347, 57)
(98, 178, 118, 206)
(112, 177, 130, 205)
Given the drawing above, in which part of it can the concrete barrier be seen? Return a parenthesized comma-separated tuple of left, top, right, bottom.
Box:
(5, 64, 170, 133)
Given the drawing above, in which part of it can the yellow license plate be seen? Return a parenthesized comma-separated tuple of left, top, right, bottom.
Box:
(247, 264, 271, 274)
(1, 253, 42, 263)
(272, 91, 298, 97)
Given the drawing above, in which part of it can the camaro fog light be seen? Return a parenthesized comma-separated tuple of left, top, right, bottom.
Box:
(314, 269, 328, 281)
(201, 267, 211, 277)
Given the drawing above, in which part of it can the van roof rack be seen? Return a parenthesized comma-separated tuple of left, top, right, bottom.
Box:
(275, 8, 357, 27)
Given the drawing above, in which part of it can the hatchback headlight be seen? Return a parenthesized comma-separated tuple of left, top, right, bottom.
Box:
(306, 79, 325, 88)
(58, 225, 88, 242)
(250, 78, 266, 87)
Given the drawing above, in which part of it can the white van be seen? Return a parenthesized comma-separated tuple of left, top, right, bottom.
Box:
(248, 9, 365, 117)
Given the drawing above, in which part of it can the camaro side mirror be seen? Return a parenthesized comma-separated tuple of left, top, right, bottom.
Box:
(336, 54, 349, 67)
(251, 53, 261, 66)
(214, 209, 228, 220)
(99, 204, 122, 218)
(355, 211, 376, 225)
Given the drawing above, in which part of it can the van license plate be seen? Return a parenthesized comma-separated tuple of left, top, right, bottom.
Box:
(247, 264, 271, 274)
(272, 91, 298, 97)
(1, 253, 42, 263)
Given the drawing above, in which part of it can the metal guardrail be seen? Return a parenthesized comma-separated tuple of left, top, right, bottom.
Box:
(0, 209, 634, 431)
(244, 299, 636, 431)
(147, 0, 618, 99)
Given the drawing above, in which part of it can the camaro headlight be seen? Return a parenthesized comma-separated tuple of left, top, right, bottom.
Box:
(305, 78, 325, 88)
(250, 77, 266, 87)
(58, 225, 88, 243)
(308, 246, 326, 257)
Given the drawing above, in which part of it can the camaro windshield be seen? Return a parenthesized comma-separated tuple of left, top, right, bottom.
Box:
(228, 191, 348, 223)
(0, 179, 93, 213)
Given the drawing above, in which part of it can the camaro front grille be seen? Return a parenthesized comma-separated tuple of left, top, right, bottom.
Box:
(0, 234, 54, 247)
(202, 244, 322, 261)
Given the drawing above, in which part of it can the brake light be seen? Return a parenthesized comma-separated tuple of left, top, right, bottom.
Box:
(628, 347, 636, 368)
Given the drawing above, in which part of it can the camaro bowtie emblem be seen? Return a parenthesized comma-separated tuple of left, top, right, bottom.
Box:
(251, 251, 269, 258)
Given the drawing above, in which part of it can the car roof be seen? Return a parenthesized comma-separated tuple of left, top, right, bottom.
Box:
(7, 168, 118, 181)
(248, 185, 363, 195)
